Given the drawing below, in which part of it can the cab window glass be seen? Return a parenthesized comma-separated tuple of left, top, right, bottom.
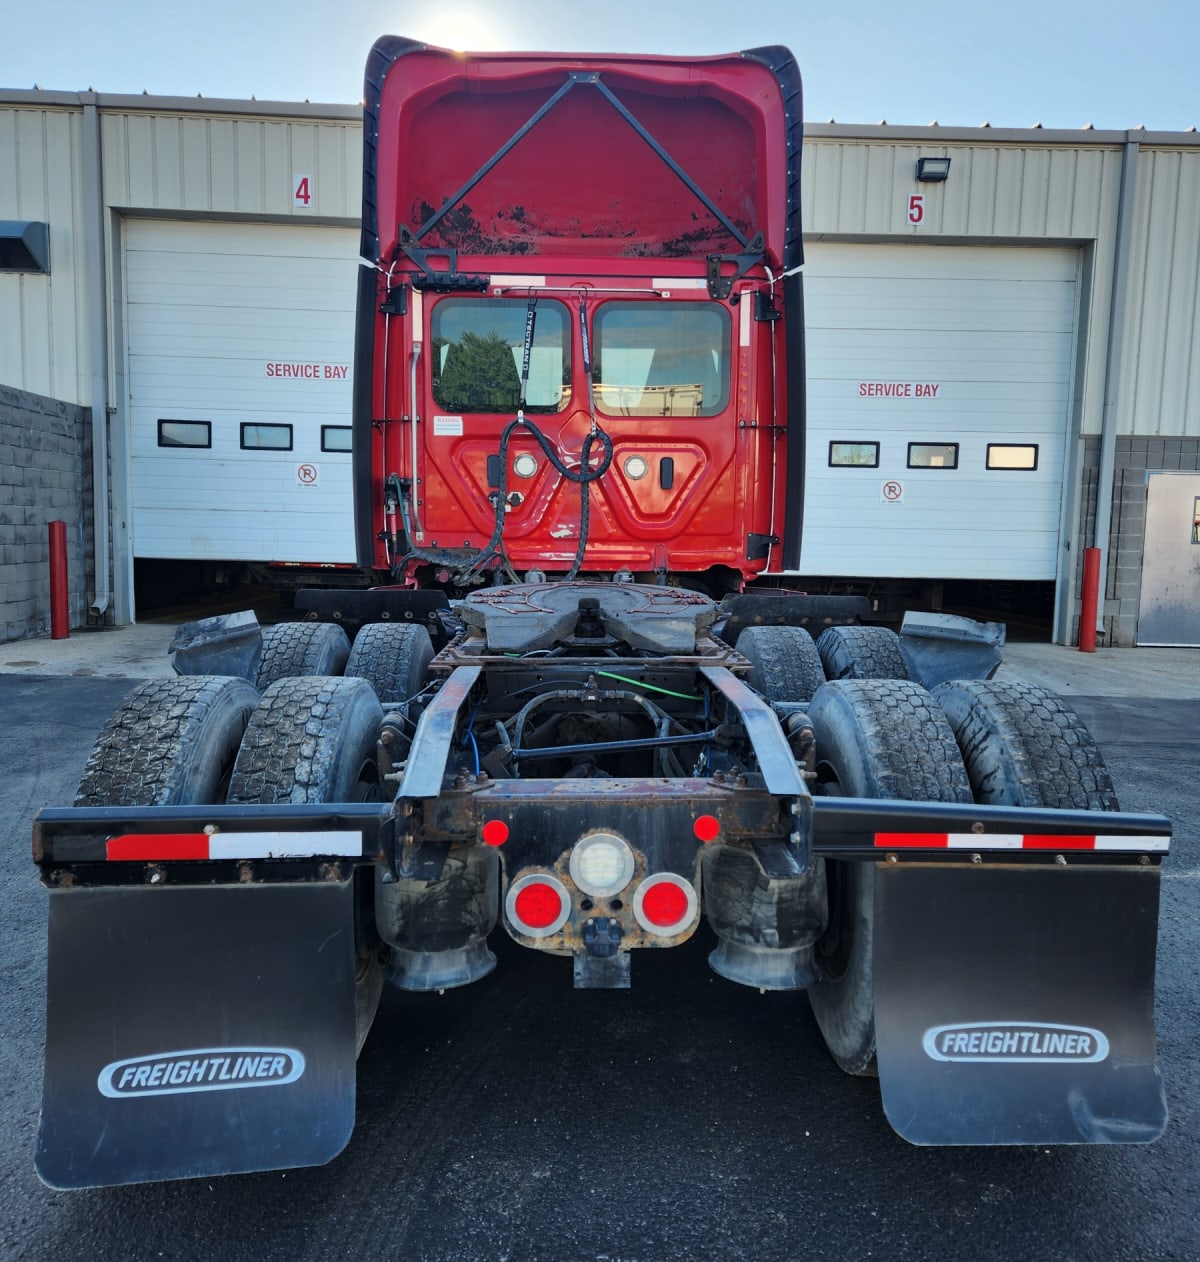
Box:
(431, 298, 569, 414)
(593, 302, 730, 417)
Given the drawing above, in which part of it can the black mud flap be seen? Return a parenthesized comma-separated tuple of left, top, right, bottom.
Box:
(873, 863, 1167, 1146)
(37, 881, 358, 1189)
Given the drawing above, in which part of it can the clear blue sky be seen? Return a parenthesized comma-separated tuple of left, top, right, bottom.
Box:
(4, 0, 1198, 131)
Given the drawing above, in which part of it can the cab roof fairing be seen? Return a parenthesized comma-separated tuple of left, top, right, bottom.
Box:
(359, 38, 802, 275)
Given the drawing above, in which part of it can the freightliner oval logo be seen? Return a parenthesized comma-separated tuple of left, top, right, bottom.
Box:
(923, 1023, 1110, 1064)
(97, 1047, 305, 1098)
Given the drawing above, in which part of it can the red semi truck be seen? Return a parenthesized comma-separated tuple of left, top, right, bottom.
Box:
(32, 38, 1169, 1188)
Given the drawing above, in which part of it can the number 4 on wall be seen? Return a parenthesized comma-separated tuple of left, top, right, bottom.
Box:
(907, 193, 924, 225)
(294, 175, 313, 207)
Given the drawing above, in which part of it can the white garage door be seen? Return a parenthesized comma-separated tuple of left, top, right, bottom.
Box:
(125, 219, 360, 563)
(799, 243, 1079, 580)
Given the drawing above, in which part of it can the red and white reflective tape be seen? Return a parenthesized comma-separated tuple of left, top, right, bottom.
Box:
(105, 832, 363, 861)
(874, 832, 1168, 853)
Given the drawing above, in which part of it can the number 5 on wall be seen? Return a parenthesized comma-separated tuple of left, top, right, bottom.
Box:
(907, 193, 924, 225)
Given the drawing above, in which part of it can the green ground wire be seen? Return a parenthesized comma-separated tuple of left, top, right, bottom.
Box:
(596, 670, 702, 701)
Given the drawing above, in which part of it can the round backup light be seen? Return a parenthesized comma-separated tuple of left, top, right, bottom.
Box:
(569, 832, 636, 898)
(633, 874, 698, 936)
(506, 873, 571, 937)
(513, 453, 539, 479)
(623, 455, 649, 481)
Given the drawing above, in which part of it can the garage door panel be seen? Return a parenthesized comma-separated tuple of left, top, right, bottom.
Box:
(808, 388, 1071, 418)
(803, 244, 1079, 283)
(125, 220, 359, 565)
(128, 306, 352, 342)
(807, 339, 1074, 383)
(129, 361, 350, 410)
(126, 271, 357, 308)
(126, 218, 355, 257)
(797, 242, 1076, 582)
(807, 303, 1073, 334)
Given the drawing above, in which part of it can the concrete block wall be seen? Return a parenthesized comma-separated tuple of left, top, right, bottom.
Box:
(0, 385, 93, 642)
(1074, 436, 1200, 646)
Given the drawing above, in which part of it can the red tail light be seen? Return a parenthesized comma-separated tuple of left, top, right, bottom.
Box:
(506, 873, 571, 938)
(633, 874, 698, 937)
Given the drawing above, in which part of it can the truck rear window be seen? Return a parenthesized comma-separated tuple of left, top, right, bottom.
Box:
(593, 302, 730, 418)
(431, 298, 569, 414)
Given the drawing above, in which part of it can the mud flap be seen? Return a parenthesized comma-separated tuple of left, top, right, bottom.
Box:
(37, 881, 358, 1189)
(873, 863, 1167, 1145)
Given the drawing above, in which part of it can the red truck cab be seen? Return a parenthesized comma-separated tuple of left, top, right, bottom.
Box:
(352, 40, 805, 590)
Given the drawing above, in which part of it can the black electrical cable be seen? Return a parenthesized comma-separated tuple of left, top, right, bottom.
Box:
(458, 416, 613, 584)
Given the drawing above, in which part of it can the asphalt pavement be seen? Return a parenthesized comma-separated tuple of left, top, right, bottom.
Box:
(1, 625, 1197, 1261)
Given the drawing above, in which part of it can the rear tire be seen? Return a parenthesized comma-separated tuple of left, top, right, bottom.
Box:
(75, 676, 259, 807)
(736, 625, 826, 704)
(816, 625, 908, 682)
(807, 679, 972, 1075)
(344, 622, 434, 704)
(228, 676, 384, 805)
(934, 679, 1120, 810)
(227, 676, 386, 1055)
(255, 622, 351, 691)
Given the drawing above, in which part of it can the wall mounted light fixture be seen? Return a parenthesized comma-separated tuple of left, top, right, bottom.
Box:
(916, 157, 952, 183)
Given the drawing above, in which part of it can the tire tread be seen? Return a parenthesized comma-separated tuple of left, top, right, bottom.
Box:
(736, 625, 826, 704)
(227, 675, 382, 804)
(344, 623, 434, 702)
(75, 676, 259, 806)
(933, 678, 1119, 810)
(256, 622, 351, 690)
(816, 625, 909, 681)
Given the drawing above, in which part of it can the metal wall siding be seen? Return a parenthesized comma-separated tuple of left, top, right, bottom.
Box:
(805, 139, 1124, 241)
(1125, 149, 1200, 438)
(100, 113, 360, 218)
(180, 117, 208, 207)
(233, 121, 265, 209)
(0, 108, 85, 400)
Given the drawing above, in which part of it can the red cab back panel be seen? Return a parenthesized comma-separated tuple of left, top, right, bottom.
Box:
(355, 39, 804, 581)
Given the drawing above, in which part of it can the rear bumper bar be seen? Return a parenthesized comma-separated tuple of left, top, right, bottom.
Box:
(33, 795, 1171, 882)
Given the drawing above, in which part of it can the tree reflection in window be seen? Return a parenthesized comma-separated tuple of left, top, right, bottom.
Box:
(431, 298, 569, 414)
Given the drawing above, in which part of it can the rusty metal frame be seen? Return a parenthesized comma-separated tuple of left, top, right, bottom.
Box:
(397, 664, 482, 798)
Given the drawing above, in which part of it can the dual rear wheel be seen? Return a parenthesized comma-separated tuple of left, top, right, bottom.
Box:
(802, 675, 1119, 1076)
(75, 622, 436, 1055)
(733, 622, 911, 707)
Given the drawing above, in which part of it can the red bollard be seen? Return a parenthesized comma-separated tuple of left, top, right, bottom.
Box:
(49, 520, 69, 640)
(1079, 546, 1100, 653)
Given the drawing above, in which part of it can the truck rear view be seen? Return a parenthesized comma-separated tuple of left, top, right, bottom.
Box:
(31, 38, 1171, 1190)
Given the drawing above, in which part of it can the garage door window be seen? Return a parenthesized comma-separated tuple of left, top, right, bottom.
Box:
(241, 423, 293, 451)
(908, 442, 958, 469)
(987, 443, 1039, 470)
(322, 425, 352, 453)
(157, 420, 211, 448)
(829, 441, 880, 468)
